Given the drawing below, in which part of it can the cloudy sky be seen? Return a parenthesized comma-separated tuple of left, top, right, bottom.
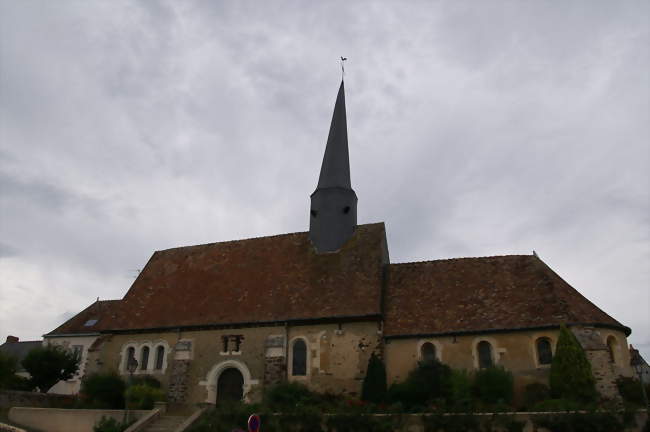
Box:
(1, 1, 648, 358)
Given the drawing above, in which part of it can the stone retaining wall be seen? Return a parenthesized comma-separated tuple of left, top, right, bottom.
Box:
(8, 407, 150, 432)
(0, 390, 75, 410)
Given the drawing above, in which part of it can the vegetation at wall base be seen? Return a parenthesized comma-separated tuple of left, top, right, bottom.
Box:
(0, 352, 32, 391)
(93, 416, 134, 432)
(616, 376, 650, 407)
(522, 382, 551, 410)
(549, 324, 598, 403)
(471, 366, 514, 406)
(80, 372, 126, 409)
(125, 383, 165, 410)
(361, 353, 387, 403)
(387, 359, 453, 410)
(21, 345, 80, 393)
(532, 410, 633, 432)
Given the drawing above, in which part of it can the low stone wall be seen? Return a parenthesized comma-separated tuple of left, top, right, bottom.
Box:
(8, 407, 150, 432)
(0, 422, 27, 432)
(0, 390, 75, 410)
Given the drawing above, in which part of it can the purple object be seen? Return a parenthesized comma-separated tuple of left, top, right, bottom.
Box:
(248, 414, 261, 432)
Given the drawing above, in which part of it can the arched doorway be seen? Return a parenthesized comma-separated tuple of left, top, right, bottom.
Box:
(217, 368, 244, 402)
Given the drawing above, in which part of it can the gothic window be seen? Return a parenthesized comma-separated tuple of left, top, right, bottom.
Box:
(477, 341, 493, 369)
(420, 342, 436, 362)
(154, 346, 165, 370)
(140, 346, 150, 370)
(536, 338, 553, 365)
(292, 339, 307, 376)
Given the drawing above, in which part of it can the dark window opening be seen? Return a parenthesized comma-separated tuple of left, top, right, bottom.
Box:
(420, 342, 436, 362)
(140, 346, 150, 370)
(477, 341, 493, 369)
(292, 339, 307, 376)
(233, 335, 244, 352)
(536, 338, 553, 365)
(127, 347, 136, 362)
(154, 346, 164, 370)
(310, 209, 318, 218)
(222, 336, 229, 353)
(343, 206, 350, 214)
(607, 337, 618, 364)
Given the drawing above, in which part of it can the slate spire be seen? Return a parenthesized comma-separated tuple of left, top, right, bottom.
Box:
(309, 81, 358, 253)
(317, 81, 351, 189)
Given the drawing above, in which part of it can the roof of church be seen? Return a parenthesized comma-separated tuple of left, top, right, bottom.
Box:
(100, 222, 387, 331)
(383, 254, 629, 338)
(45, 300, 121, 336)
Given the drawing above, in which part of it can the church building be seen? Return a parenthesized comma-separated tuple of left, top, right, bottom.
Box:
(44, 81, 633, 405)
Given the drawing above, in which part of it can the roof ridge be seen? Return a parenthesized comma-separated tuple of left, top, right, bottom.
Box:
(154, 222, 386, 253)
(390, 254, 534, 266)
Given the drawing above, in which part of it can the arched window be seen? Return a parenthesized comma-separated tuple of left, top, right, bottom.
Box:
(154, 346, 165, 370)
(127, 347, 136, 362)
(420, 342, 436, 362)
(140, 346, 150, 370)
(477, 341, 493, 369)
(292, 339, 307, 376)
(607, 336, 618, 365)
(536, 338, 553, 365)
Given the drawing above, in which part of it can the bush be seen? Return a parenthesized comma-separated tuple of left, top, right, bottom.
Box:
(549, 325, 598, 403)
(422, 412, 480, 432)
(93, 416, 133, 432)
(126, 384, 165, 409)
(263, 381, 319, 411)
(387, 359, 452, 409)
(131, 375, 161, 388)
(449, 369, 472, 410)
(264, 405, 323, 432)
(533, 411, 626, 432)
(0, 352, 32, 391)
(531, 398, 585, 412)
(187, 401, 255, 432)
(325, 412, 400, 432)
(471, 366, 514, 406)
(361, 353, 387, 403)
(523, 382, 551, 410)
(616, 376, 649, 407)
(81, 372, 126, 409)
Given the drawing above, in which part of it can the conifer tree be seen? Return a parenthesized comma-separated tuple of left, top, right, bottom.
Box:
(550, 324, 598, 402)
(362, 353, 387, 403)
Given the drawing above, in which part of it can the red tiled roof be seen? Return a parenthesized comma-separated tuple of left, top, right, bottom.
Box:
(105, 223, 388, 331)
(46, 300, 121, 336)
(384, 255, 628, 337)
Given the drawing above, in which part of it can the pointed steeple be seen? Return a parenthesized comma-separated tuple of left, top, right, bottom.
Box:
(309, 81, 358, 253)
(317, 81, 351, 189)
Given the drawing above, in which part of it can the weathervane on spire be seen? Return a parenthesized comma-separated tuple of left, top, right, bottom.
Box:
(340, 56, 347, 79)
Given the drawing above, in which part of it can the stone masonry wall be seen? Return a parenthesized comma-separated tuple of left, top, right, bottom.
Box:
(168, 360, 190, 403)
(263, 356, 286, 386)
(587, 350, 622, 400)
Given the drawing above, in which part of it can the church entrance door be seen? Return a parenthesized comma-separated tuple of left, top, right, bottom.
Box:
(217, 368, 244, 402)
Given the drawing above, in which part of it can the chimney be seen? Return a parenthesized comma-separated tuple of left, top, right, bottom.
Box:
(6, 335, 19, 343)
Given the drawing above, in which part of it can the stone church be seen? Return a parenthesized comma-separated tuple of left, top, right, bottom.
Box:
(44, 81, 633, 404)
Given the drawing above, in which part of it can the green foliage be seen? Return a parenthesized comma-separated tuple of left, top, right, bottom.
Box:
(387, 359, 452, 409)
(0, 352, 32, 391)
(361, 353, 387, 403)
(81, 372, 126, 409)
(448, 369, 473, 410)
(530, 398, 585, 412)
(93, 416, 133, 432)
(523, 382, 551, 410)
(549, 325, 598, 402)
(422, 412, 480, 432)
(263, 381, 319, 410)
(125, 384, 165, 410)
(533, 411, 627, 432)
(187, 401, 255, 432)
(131, 375, 161, 388)
(264, 405, 323, 432)
(471, 366, 514, 406)
(325, 412, 400, 432)
(21, 344, 80, 393)
(616, 376, 649, 407)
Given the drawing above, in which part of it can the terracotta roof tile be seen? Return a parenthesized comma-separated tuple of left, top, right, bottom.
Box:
(105, 223, 387, 331)
(45, 300, 121, 336)
(384, 255, 628, 337)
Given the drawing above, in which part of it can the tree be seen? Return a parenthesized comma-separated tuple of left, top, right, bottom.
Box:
(361, 353, 387, 403)
(22, 344, 80, 393)
(0, 351, 18, 388)
(549, 324, 598, 402)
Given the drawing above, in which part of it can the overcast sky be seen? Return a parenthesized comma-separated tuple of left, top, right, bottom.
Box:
(1, 1, 648, 359)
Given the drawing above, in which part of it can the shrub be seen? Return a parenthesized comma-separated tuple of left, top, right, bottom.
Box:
(187, 401, 255, 432)
(449, 369, 473, 410)
(131, 375, 161, 388)
(471, 366, 514, 406)
(422, 412, 480, 432)
(523, 382, 550, 410)
(93, 416, 133, 432)
(325, 412, 400, 432)
(387, 359, 452, 409)
(125, 384, 165, 410)
(530, 398, 585, 412)
(616, 376, 648, 407)
(361, 353, 387, 403)
(549, 325, 597, 402)
(264, 405, 323, 432)
(0, 352, 33, 391)
(263, 381, 318, 410)
(81, 372, 126, 409)
(533, 411, 626, 432)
